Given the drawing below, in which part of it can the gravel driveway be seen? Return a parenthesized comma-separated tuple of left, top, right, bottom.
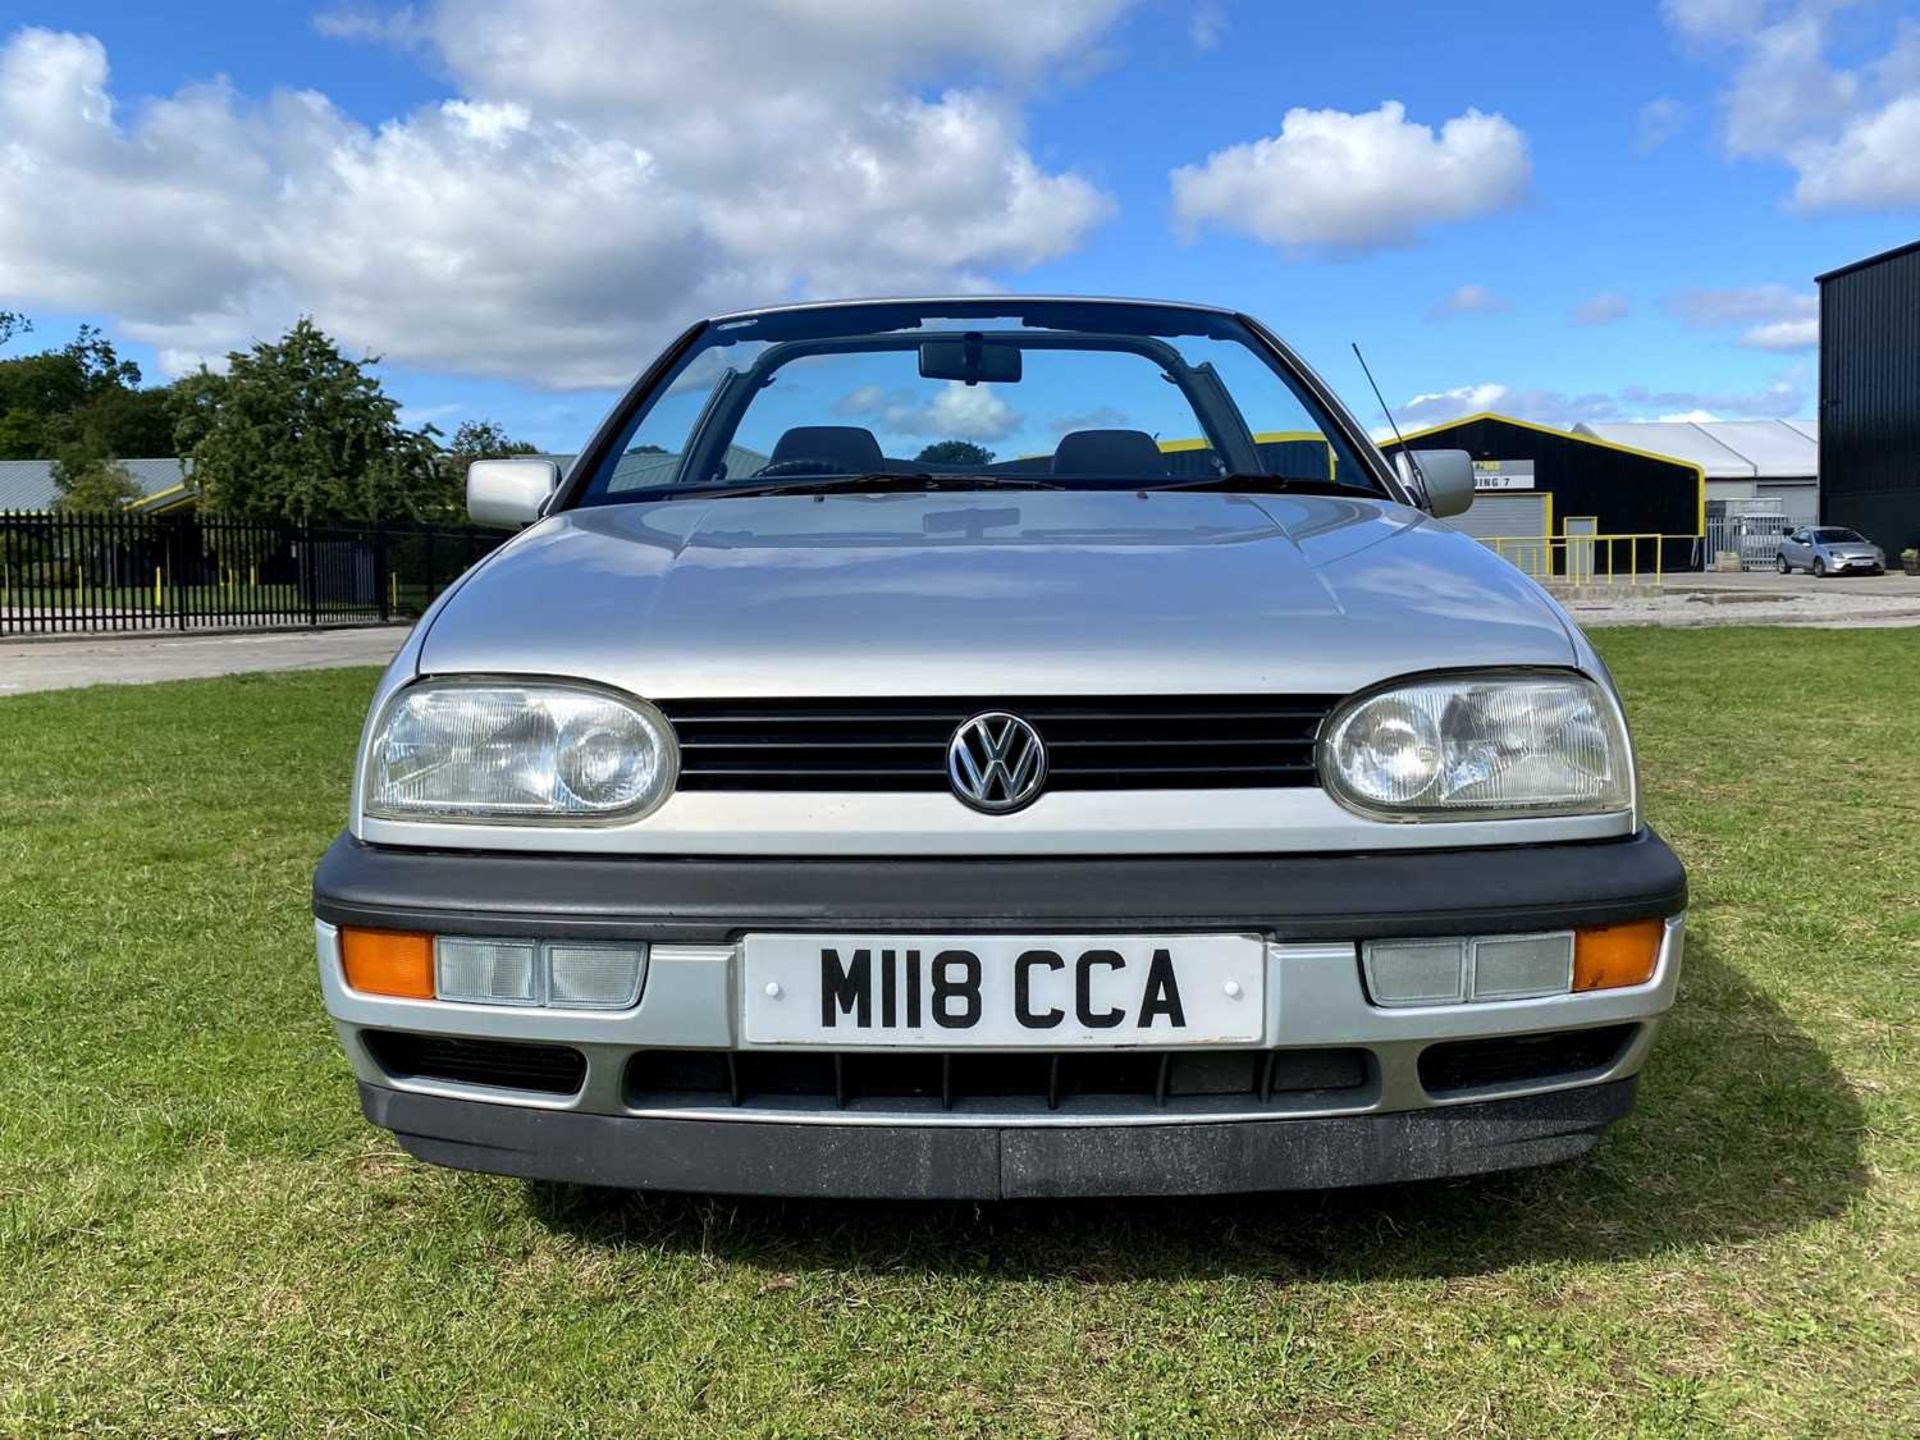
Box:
(1563, 571, 1920, 629)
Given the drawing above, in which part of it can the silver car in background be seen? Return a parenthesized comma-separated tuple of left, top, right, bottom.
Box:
(314, 297, 1686, 1199)
(1777, 526, 1887, 576)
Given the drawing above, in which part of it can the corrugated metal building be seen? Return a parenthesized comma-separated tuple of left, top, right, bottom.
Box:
(1818, 239, 1920, 559)
(1573, 419, 1818, 519)
(0, 457, 194, 512)
(1573, 418, 1820, 568)
(1381, 413, 1705, 576)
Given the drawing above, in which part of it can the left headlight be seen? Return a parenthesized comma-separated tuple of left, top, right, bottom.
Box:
(364, 679, 677, 822)
(1321, 672, 1631, 821)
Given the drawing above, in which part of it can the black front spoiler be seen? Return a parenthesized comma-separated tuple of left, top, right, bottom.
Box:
(362, 1078, 1638, 1198)
(315, 828, 1686, 944)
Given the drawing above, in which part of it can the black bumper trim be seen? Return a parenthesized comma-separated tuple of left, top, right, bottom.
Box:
(314, 828, 1685, 943)
(361, 1078, 1638, 1198)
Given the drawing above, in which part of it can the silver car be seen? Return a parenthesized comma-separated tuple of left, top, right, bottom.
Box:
(315, 297, 1685, 1198)
(1776, 526, 1886, 576)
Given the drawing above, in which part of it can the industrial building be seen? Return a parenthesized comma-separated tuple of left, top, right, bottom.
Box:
(1818, 239, 1920, 560)
(1573, 419, 1817, 514)
(0, 457, 194, 513)
(1382, 413, 1705, 577)
(1573, 418, 1819, 567)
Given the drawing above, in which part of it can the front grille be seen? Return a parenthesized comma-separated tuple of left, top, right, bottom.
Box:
(1418, 1025, 1634, 1096)
(659, 695, 1337, 792)
(364, 1031, 587, 1095)
(625, 1048, 1368, 1115)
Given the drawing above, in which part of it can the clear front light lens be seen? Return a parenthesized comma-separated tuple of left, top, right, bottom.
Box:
(366, 681, 675, 821)
(435, 938, 540, 1004)
(1324, 674, 1630, 819)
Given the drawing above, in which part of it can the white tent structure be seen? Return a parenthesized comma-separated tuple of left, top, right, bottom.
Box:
(1572, 419, 1818, 522)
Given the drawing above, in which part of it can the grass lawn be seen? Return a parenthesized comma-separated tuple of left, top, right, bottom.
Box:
(0, 627, 1914, 1437)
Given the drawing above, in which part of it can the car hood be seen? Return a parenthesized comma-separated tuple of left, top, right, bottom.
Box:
(418, 490, 1579, 697)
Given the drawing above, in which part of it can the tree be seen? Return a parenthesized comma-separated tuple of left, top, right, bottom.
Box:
(447, 419, 538, 461)
(50, 450, 142, 512)
(0, 311, 27, 349)
(0, 323, 161, 462)
(168, 368, 229, 459)
(915, 440, 995, 467)
(438, 418, 538, 489)
(189, 318, 449, 523)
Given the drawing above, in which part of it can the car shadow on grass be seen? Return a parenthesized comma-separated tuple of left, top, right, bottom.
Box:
(524, 933, 1867, 1282)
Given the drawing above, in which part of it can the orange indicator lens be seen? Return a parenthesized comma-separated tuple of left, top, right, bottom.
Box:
(1573, 919, 1663, 992)
(340, 928, 435, 999)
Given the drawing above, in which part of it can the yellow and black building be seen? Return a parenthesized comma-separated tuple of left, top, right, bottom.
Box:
(1381, 413, 1706, 577)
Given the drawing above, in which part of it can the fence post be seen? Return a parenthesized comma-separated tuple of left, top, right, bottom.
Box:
(167, 524, 185, 633)
(303, 521, 318, 627)
(376, 522, 390, 623)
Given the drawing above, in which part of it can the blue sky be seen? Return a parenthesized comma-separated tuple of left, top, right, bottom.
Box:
(1, 0, 1915, 452)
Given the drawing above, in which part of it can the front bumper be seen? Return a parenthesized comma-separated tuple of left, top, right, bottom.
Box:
(362, 1076, 1640, 1199)
(315, 828, 1686, 1197)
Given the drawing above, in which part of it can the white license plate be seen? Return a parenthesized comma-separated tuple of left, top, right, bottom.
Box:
(741, 934, 1266, 1048)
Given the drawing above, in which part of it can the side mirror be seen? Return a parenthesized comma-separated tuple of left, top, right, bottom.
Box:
(1406, 448, 1475, 518)
(467, 458, 560, 529)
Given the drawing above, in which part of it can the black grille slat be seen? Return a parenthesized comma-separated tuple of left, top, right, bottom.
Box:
(1418, 1026, 1634, 1095)
(662, 695, 1336, 793)
(365, 1032, 587, 1095)
(626, 1048, 1368, 1113)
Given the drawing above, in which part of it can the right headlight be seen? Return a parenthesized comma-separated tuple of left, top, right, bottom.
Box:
(1321, 672, 1631, 820)
(363, 679, 676, 823)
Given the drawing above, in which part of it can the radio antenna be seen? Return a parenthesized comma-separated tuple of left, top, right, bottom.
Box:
(1352, 342, 1422, 494)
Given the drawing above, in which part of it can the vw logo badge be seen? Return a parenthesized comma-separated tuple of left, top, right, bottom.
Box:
(947, 711, 1048, 814)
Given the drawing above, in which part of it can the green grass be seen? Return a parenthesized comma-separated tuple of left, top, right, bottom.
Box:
(1, 629, 1914, 1437)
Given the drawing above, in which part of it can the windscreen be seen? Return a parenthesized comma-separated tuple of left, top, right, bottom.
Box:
(572, 301, 1382, 503)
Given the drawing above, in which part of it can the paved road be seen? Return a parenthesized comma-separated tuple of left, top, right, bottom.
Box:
(1664, 569, 1920, 595)
(0, 626, 409, 696)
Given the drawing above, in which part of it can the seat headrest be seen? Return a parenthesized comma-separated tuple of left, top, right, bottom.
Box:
(1051, 429, 1169, 479)
(769, 426, 885, 473)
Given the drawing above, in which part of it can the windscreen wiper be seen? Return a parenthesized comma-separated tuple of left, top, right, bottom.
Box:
(687, 472, 1069, 499)
(1143, 472, 1362, 495)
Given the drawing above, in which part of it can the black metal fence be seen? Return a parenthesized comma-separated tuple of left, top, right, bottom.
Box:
(0, 510, 506, 636)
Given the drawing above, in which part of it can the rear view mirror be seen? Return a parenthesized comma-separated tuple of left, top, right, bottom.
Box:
(1407, 448, 1475, 518)
(467, 458, 560, 529)
(919, 335, 1022, 385)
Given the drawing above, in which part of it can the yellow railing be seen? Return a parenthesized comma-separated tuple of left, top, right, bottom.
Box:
(1487, 533, 1697, 586)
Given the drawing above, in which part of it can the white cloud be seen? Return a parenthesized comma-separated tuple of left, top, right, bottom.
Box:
(1621, 369, 1809, 416)
(1169, 101, 1530, 253)
(1426, 284, 1510, 321)
(0, 6, 1128, 387)
(1397, 383, 1618, 429)
(1790, 93, 1920, 209)
(923, 384, 1020, 442)
(1190, 3, 1227, 51)
(1740, 316, 1820, 351)
(1661, 0, 1771, 45)
(1571, 291, 1631, 326)
(1050, 405, 1129, 434)
(1388, 368, 1809, 429)
(1664, 284, 1818, 351)
(1663, 3, 1920, 210)
(312, 5, 428, 46)
(1657, 409, 1723, 422)
(1635, 97, 1688, 152)
(837, 381, 1022, 442)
